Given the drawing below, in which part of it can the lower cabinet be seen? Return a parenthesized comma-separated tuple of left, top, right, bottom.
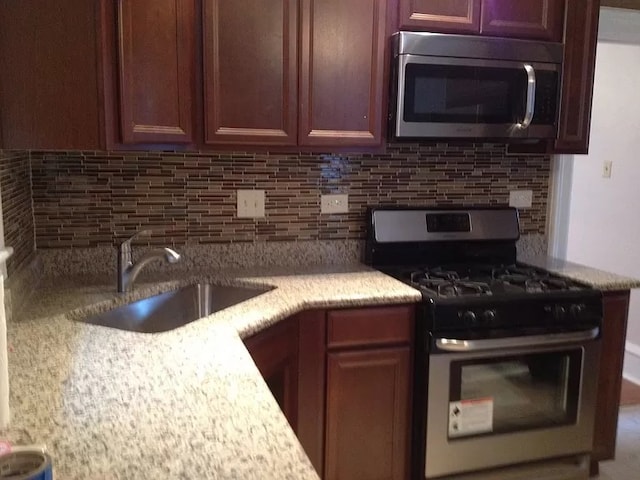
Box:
(325, 348, 411, 480)
(244, 316, 299, 430)
(244, 305, 415, 480)
(591, 290, 631, 474)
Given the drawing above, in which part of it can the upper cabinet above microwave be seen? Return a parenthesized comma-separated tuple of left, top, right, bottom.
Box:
(399, 0, 565, 42)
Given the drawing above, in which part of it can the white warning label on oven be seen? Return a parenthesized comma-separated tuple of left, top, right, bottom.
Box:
(449, 398, 494, 438)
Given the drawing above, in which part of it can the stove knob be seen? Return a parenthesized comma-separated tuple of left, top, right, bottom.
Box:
(552, 305, 567, 321)
(482, 309, 497, 324)
(461, 311, 477, 325)
(570, 304, 586, 321)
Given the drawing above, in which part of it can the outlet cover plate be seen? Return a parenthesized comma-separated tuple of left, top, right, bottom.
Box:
(321, 194, 349, 214)
(509, 190, 533, 209)
(237, 190, 265, 218)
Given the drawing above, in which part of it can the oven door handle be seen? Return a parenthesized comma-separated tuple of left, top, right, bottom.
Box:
(435, 327, 599, 353)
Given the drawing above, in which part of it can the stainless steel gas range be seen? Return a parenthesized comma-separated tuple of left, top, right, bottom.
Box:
(365, 207, 602, 480)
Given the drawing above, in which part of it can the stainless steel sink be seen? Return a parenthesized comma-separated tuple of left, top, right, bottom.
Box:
(81, 283, 271, 333)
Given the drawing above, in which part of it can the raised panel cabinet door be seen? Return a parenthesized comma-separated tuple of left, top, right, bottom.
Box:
(554, 0, 601, 154)
(244, 317, 299, 430)
(480, 0, 564, 41)
(203, 0, 298, 145)
(116, 0, 195, 144)
(299, 0, 386, 146)
(398, 0, 481, 33)
(325, 348, 411, 480)
(592, 291, 630, 468)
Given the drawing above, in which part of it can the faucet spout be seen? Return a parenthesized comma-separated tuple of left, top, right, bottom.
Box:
(117, 232, 181, 293)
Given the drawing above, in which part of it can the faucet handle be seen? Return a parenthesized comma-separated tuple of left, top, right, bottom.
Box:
(118, 229, 153, 254)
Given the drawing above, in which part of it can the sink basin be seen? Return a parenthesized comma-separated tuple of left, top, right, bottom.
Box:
(81, 283, 271, 333)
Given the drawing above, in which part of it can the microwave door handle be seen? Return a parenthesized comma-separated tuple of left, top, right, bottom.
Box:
(435, 327, 599, 353)
(515, 64, 536, 130)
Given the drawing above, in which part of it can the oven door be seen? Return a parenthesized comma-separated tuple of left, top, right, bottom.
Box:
(394, 55, 560, 139)
(425, 328, 600, 479)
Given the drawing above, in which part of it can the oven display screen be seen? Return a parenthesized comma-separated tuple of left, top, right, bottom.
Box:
(426, 213, 471, 233)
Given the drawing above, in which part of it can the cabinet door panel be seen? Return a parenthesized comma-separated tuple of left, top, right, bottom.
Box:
(203, 0, 298, 145)
(299, 0, 386, 146)
(325, 348, 411, 480)
(554, 0, 600, 154)
(117, 0, 195, 143)
(399, 0, 481, 33)
(592, 291, 630, 463)
(480, 0, 564, 41)
(244, 318, 299, 429)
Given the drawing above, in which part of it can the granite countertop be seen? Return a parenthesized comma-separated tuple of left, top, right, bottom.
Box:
(2, 264, 421, 479)
(3, 256, 638, 479)
(520, 255, 640, 291)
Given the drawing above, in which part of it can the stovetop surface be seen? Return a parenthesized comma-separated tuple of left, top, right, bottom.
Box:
(383, 262, 592, 302)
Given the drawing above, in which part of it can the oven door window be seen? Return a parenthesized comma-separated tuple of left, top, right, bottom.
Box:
(448, 349, 582, 439)
(403, 62, 558, 125)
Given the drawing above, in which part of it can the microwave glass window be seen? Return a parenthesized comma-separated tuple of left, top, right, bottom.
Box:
(404, 64, 529, 124)
(450, 350, 581, 439)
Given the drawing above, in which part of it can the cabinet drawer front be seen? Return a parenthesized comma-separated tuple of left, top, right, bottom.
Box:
(328, 306, 413, 348)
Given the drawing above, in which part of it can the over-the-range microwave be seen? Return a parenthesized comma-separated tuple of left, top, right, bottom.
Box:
(390, 32, 564, 140)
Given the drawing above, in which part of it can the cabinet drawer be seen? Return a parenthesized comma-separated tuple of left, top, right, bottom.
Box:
(327, 306, 414, 349)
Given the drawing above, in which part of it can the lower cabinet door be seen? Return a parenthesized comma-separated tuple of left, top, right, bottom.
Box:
(325, 347, 411, 480)
(244, 318, 299, 430)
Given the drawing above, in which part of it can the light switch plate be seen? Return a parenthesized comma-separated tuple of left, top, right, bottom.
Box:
(602, 161, 613, 179)
(237, 190, 265, 218)
(509, 190, 533, 209)
(321, 194, 349, 214)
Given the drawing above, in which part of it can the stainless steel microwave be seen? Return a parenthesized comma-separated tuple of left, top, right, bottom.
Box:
(390, 32, 564, 140)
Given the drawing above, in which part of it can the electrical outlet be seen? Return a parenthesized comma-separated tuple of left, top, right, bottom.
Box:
(321, 194, 349, 214)
(509, 190, 533, 209)
(603, 161, 613, 179)
(237, 190, 265, 218)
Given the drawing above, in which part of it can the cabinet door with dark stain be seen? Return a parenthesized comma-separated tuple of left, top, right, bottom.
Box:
(203, 0, 298, 146)
(299, 0, 386, 147)
(554, 0, 600, 154)
(592, 291, 630, 469)
(398, 0, 481, 33)
(480, 0, 564, 41)
(244, 317, 299, 430)
(325, 347, 411, 480)
(116, 0, 196, 144)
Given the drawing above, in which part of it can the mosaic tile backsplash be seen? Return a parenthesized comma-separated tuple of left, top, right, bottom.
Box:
(30, 143, 550, 249)
(0, 150, 35, 274)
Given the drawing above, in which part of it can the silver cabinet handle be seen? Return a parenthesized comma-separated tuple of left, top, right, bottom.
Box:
(515, 64, 536, 130)
(435, 327, 599, 353)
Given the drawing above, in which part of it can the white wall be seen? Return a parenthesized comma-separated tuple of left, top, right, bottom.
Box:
(555, 8, 640, 383)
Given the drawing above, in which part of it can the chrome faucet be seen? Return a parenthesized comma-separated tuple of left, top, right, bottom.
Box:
(117, 230, 181, 293)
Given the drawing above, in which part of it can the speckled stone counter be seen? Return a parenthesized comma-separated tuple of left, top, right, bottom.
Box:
(520, 256, 640, 291)
(2, 265, 421, 479)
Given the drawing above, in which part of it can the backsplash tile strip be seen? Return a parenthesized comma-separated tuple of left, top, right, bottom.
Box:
(30, 143, 550, 249)
(0, 150, 35, 275)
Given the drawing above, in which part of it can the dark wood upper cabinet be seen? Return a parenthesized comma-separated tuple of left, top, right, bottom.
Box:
(592, 291, 630, 471)
(116, 0, 196, 144)
(398, 0, 482, 33)
(480, 0, 565, 41)
(0, 0, 103, 150)
(203, 0, 298, 146)
(299, 0, 386, 147)
(554, 0, 601, 154)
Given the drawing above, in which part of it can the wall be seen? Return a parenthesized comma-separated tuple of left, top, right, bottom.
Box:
(30, 143, 550, 249)
(555, 8, 640, 382)
(0, 151, 35, 275)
